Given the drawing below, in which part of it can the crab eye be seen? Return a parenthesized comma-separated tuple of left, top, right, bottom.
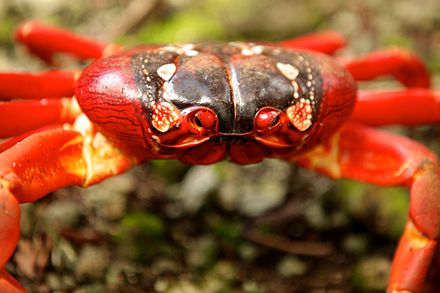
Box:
(255, 108, 281, 131)
(188, 108, 217, 130)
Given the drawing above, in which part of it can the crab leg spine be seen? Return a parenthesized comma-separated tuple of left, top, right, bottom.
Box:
(351, 89, 440, 125)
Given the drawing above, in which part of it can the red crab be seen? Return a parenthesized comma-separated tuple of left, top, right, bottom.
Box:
(0, 21, 440, 292)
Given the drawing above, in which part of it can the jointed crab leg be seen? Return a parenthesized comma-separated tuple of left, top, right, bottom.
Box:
(276, 31, 346, 54)
(0, 124, 63, 153)
(0, 71, 76, 100)
(15, 21, 108, 63)
(0, 98, 79, 138)
(0, 119, 138, 292)
(344, 48, 430, 88)
(296, 122, 440, 292)
(351, 88, 440, 125)
(0, 70, 80, 137)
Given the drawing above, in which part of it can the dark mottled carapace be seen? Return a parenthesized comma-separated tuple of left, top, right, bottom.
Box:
(131, 43, 323, 134)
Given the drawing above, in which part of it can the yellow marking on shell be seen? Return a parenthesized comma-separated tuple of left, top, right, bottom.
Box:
(276, 62, 299, 80)
(185, 50, 199, 56)
(151, 101, 180, 132)
(71, 114, 137, 186)
(241, 48, 254, 56)
(405, 221, 430, 250)
(298, 133, 341, 178)
(286, 99, 313, 132)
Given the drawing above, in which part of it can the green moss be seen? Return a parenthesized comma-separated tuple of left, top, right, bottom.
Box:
(335, 180, 409, 240)
(120, 9, 226, 45)
(113, 212, 173, 261)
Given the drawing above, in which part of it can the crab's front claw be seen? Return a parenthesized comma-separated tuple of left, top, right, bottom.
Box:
(0, 270, 25, 293)
(295, 122, 440, 292)
(388, 168, 440, 293)
(0, 187, 23, 292)
(0, 119, 139, 292)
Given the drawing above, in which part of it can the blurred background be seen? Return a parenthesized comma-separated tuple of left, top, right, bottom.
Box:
(1, 0, 440, 292)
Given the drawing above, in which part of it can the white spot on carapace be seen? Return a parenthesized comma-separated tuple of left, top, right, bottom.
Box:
(182, 43, 194, 50)
(241, 48, 254, 56)
(160, 46, 179, 53)
(277, 62, 299, 80)
(252, 46, 264, 54)
(185, 50, 199, 56)
(157, 63, 177, 81)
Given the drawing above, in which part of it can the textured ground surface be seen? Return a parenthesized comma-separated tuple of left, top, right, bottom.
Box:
(1, 0, 440, 292)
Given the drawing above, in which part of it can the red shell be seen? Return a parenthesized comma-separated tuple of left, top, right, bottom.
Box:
(75, 45, 356, 164)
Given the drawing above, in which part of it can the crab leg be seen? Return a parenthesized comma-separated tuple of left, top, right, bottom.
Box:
(275, 31, 346, 54)
(15, 21, 108, 63)
(343, 48, 430, 88)
(0, 70, 80, 137)
(0, 98, 79, 138)
(295, 122, 440, 293)
(0, 121, 138, 292)
(351, 88, 440, 125)
(0, 71, 76, 100)
(0, 124, 63, 153)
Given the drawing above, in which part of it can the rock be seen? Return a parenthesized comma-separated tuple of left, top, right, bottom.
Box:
(165, 278, 203, 293)
(218, 160, 290, 216)
(73, 284, 107, 293)
(277, 256, 308, 277)
(186, 235, 218, 269)
(242, 280, 265, 293)
(342, 234, 369, 256)
(43, 200, 83, 230)
(201, 261, 238, 291)
(75, 245, 110, 281)
(83, 173, 134, 221)
(166, 165, 220, 215)
(352, 256, 391, 291)
(51, 239, 78, 270)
